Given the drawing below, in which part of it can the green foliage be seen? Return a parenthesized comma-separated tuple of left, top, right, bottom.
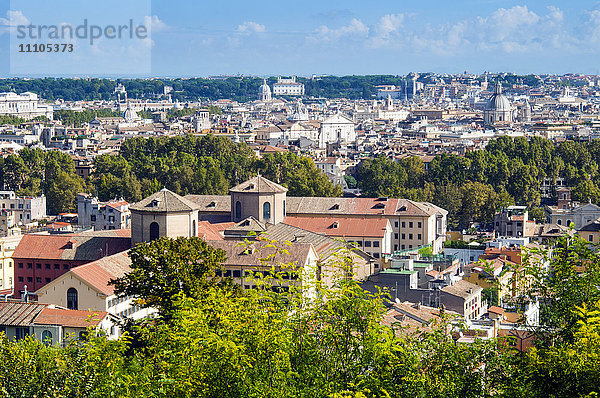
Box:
(55, 108, 121, 127)
(0, 148, 88, 214)
(0, 114, 26, 125)
(355, 137, 600, 228)
(2, 234, 600, 396)
(110, 236, 235, 319)
(94, 135, 341, 202)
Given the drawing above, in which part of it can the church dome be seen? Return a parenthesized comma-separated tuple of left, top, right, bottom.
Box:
(485, 83, 511, 112)
(122, 102, 140, 122)
(258, 79, 272, 101)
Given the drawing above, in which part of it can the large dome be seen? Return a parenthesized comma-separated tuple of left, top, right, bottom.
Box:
(122, 102, 140, 122)
(258, 79, 272, 101)
(259, 80, 271, 95)
(485, 83, 511, 112)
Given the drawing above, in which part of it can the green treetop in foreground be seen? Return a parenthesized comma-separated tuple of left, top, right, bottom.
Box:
(1, 234, 600, 397)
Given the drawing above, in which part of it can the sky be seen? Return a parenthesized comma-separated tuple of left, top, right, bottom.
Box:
(2, 0, 600, 77)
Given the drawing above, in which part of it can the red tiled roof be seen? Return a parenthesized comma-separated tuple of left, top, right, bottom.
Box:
(35, 308, 107, 328)
(12, 233, 131, 261)
(283, 216, 389, 238)
(197, 221, 224, 241)
(69, 251, 132, 296)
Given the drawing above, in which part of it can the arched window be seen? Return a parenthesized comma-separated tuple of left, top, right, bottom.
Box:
(67, 288, 78, 310)
(192, 220, 196, 237)
(263, 202, 271, 220)
(149, 222, 160, 241)
(41, 330, 52, 346)
(557, 219, 562, 225)
(235, 201, 242, 220)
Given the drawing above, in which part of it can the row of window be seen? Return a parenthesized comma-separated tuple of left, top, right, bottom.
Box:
(395, 233, 422, 240)
(215, 269, 299, 280)
(108, 295, 132, 308)
(17, 276, 53, 284)
(347, 240, 380, 248)
(18, 262, 72, 270)
(1, 203, 31, 209)
(117, 304, 141, 318)
(394, 221, 423, 229)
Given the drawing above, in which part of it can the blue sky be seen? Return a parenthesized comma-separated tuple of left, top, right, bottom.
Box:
(2, 0, 600, 77)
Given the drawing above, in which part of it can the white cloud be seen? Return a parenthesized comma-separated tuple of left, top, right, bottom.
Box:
(368, 13, 405, 48)
(310, 18, 369, 42)
(237, 21, 266, 35)
(144, 15, 168, 32)
(0, 10, 29, 34)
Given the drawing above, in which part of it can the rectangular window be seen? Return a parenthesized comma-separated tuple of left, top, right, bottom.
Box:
(18, 263, 23, 269)
(365, 241, 371, 247)
(401, 245, 406, 250)
(18, 277, 23, 282)
(36, 277, 42, 283)
(45, 278, 51, 283)
(90, 215, 96, 222)
(36, 263, 41, 269)
(27, 263, 32, 269)
(418, 234, 422, 240)
(418, 222, 422, 228)
(15, 327, 29, 341)
(394, 245, 398, 251)
(401, 234, 406, 240)
(409, 222, 414, 228)
(402, 222, 406, 228)
(63, 264, 69, 270)
(409, 234, 413, 240)
(54, 264, 60, 270)
(27, 277, 32, 282)
(45, 264, 50, 270)
(394, 221, 398, 228)
(394, 233, 398, 239)
(373, 241, 380, 248)
(373, 253, 380, 258)
(590, 235, 594, 242)
(233, 270, 241, 278)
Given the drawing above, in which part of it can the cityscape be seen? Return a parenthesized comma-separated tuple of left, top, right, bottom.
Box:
(0, 1, 600, 397)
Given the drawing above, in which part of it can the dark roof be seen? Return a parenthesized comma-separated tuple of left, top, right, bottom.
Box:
(229, 175, 288, 194)
(207, 240, 314, 268)
(185, 195, 230, 212)
(130, 188, 199, 213)
(441, 280, 482, 299)
(224, 217, 267, 234)
(579, 218, 600, 232)
(0, 302, 46, 326)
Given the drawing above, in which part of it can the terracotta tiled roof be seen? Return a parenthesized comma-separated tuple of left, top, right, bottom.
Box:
(488, 306, 506, 314)
(283, 216, 389, 238)
(197, 221, 224, 240)
(35, 308, 107, 328)
(12, 234, 131, 261)
(69, 251, 132, 296)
